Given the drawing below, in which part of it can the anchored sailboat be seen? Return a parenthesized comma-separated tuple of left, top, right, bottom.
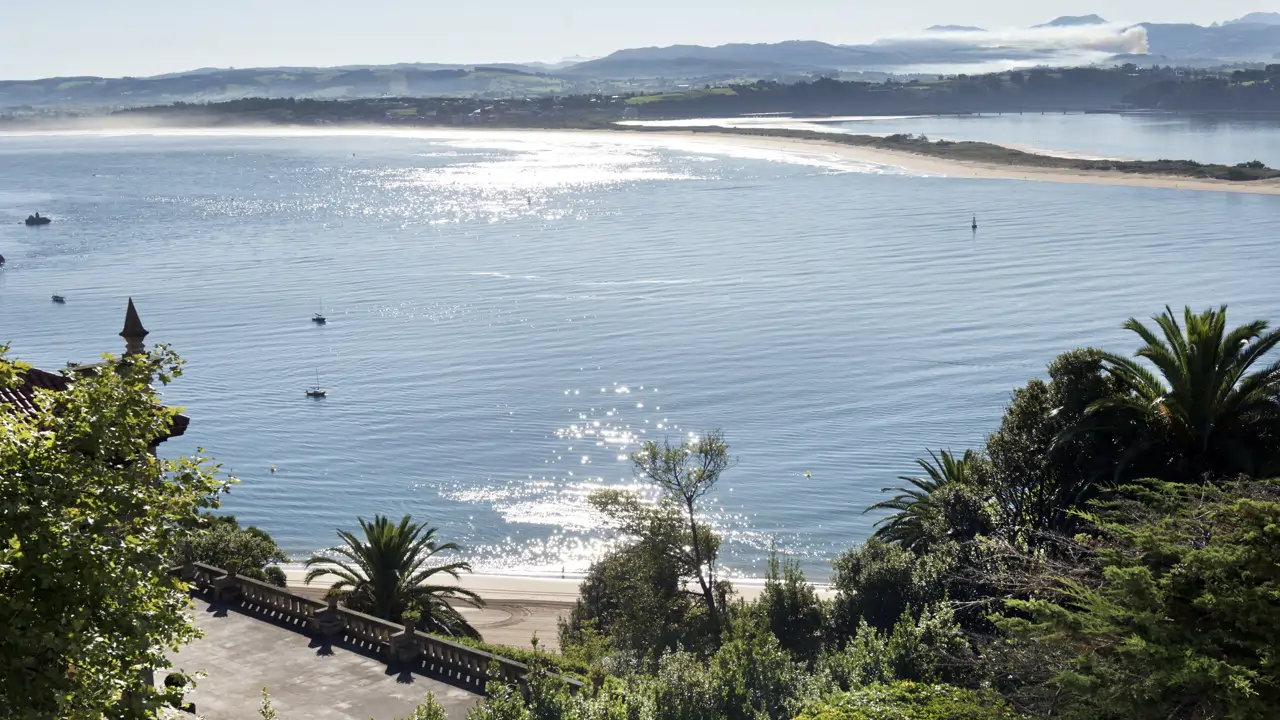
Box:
(306, 369, 327, 398)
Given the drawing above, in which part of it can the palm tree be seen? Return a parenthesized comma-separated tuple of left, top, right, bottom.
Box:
(1088, 305, 1280, 481)
(304, 515, 485, 639)
(864, 449, 980, 552)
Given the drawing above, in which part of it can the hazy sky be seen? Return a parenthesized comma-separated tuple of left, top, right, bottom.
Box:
(0, 1, 1271, 80)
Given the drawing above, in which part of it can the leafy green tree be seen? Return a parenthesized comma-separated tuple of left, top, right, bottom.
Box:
(818, 604, 971, 689)
(708, 624, 809, 720)
(1087, 305, 1280, 481)
(560, 490, 719, 666)
(986, 349, 1126, 539)
(864, 450, 988, 552)
(180, 514, 288, 586)
(997, 479, 1280, 719)
(630, 430, 734, 636)
(304, 514, 484, 638)
(753, 545, 828, 662)
(0, 348, 228, 719)
(830, 540, 951, 634)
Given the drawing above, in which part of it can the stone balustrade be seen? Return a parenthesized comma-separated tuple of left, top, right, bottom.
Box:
(173, 562, 581, 695)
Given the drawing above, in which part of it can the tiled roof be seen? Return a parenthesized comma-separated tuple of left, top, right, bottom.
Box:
(0, 363, 187, 440)
(0, 366, 71, 417)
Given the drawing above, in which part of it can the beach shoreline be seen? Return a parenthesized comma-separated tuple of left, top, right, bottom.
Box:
(8, 122, 1280, 194)
(604, 128, 1280, 195)
(280, 566, 836, 603)
(279, 566, 835, 650)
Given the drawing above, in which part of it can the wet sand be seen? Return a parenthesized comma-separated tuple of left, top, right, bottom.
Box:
(610, 129, 1280, 196)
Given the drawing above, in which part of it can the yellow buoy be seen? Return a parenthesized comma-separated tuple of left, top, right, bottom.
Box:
(805, 471, 811, 479)
(270, 466, 276, 473)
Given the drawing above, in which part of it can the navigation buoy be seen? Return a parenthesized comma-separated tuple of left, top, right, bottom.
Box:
(270, 466, 276, 473)
(972, 215, 978, 231)
(805, 471, 812, 479)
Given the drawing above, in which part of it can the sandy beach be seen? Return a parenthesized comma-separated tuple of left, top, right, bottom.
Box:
(615, 129, 1280, 196)
(281, 567, 835, 650)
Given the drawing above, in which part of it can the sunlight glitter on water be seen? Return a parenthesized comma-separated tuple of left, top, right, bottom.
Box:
(442, 382, 702, 572)
(10, 124, 1279, 579)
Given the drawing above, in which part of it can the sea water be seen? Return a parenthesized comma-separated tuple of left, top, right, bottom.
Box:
(0, 126, 1277, 579)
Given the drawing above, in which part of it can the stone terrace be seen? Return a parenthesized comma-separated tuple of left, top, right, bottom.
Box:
(165, 597, 480, 720)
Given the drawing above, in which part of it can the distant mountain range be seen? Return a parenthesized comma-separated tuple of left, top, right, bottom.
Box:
(1033, 14, 1108, 28)
(1226, 12, 1280, 26)
(561, 16, 1280, 79)
(4, 14, 1280, 112)
(0, 66, 578, 111)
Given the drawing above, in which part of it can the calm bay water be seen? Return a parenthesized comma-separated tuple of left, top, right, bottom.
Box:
(635, 112, 1280, 166)
(0, 126, 1277, 579)
(832, 113, 1280, 166)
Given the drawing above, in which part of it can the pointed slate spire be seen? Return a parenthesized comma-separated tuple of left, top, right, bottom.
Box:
(120, 297, 148, 356)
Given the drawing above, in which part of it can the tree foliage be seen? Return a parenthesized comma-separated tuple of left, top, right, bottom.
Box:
(630, 430, 734, 635)
(304, 514, 484, 638)
(793, 682, 1022, 720)
(0, 347, 229, 719)
(180, 513, 288, 586)
(560, 490, 721, 666)
(1087, 305, 1280, 481)
(817, 604, 972, 690)
(753, 546, 828, 662)
(469, 303, 1280, 720)
(830, 539, 952, 634)
(997, 479, 1280, 719)
(865, 449, 990, 552)
(985, 349, 1126, 539)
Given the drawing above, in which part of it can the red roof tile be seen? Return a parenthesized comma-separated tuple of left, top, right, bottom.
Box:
(0, 363, 187, 440)
(0, 367, 71, 417)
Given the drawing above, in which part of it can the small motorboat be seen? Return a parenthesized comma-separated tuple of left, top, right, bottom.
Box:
(306, 369, 327, 398)
(312, 298, 326, 324)
(51, 294, 66, 304)
(25, 213, 51, 226)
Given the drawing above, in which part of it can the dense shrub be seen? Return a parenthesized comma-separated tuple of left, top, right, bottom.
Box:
(997, 480, 1280, 719)
(709, 625, 810, 720)
(444, 635, 591, 679)
(560, 489, 724, 667)
(818, 604, 972, 690)
(433, 306, 1280, 720)
(180, 514, 288, 586)
(560, 539, 704, 668)
(794, 682, 1023, 720)
(830, 540, 952, 635)
(752, 549, 828, 662)
(983, 348, 1125, 539)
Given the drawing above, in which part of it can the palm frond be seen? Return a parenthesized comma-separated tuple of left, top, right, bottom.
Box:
(314, 514, 483, 638)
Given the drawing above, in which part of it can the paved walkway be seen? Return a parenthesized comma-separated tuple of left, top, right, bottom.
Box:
(165, 598, 479, 720)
